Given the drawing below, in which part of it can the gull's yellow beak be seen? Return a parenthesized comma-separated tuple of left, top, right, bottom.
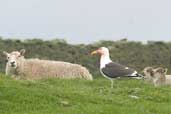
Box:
(91, 50, 98, 55)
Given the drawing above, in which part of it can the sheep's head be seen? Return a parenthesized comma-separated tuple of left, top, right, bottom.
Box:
(3, 49, 25, 68)
(143, 67, 154, 79)
(152, 67, 167, 79)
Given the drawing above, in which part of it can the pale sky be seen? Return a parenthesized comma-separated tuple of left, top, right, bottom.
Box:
(0, 0, 171, 44)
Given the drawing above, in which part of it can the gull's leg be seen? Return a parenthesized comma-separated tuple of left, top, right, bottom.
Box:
(111, 79, 113, 88)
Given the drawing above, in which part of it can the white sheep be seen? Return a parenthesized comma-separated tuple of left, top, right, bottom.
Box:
(3, 49, 93, 80)
(143, 67, 154, 83)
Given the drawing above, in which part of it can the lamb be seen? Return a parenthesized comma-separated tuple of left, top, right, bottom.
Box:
(143, 67, 171, 86)
(143, 67, 154, 83)
(3, 49, 93, 80)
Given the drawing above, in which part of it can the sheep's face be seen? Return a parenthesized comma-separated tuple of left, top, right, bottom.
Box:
(152, 67, 167, 80)
(3, 49, 25, 68)
(143, 67, 154, 79)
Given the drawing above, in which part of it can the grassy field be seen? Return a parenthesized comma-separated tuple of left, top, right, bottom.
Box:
(0, 74, 171, 114)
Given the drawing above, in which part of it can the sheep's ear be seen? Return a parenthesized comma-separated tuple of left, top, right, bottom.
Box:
(3, 51, 8, 56)
(20, 49, 25, 56)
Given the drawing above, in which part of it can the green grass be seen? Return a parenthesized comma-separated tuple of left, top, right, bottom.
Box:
(0, 74, 171, 114)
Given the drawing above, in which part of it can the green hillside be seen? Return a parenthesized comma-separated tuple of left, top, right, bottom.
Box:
(0, 74, 171, 114)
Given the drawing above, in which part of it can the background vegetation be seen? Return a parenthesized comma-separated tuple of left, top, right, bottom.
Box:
(1, 38, 171, 76)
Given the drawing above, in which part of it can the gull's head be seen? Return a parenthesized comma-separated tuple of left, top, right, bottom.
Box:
(91, 47, 109, 56)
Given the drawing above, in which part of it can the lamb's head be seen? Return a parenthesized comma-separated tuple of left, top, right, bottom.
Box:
(143, 67, 154, 79)
(153, 67, 167, 80)
(3, 49, 25, 69)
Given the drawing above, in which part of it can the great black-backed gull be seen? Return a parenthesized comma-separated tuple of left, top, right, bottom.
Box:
(91, 47, 143, 88)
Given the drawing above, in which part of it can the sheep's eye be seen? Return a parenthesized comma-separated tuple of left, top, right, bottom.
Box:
(7, 57, 10, 59)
